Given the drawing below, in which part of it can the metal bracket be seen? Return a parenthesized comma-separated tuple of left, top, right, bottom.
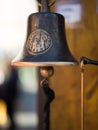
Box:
(37, 0, 56, 7)
(80, 57, 98, 66)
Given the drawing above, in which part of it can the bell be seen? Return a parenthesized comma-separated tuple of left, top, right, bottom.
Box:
(11, 0, 77, 66)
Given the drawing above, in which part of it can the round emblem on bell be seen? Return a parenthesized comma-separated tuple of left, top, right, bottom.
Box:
(26, 29, 53, 55)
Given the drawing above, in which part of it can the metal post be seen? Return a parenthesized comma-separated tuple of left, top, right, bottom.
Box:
(40, 66, 55, 130)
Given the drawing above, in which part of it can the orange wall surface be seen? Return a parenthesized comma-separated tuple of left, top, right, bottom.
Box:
(50, 0, 98, 130)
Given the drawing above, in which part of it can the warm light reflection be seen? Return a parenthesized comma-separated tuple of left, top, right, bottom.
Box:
(0, 100, 7, 126)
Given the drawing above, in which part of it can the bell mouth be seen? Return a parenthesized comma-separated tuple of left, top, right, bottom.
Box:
(11, 61, 77, 67)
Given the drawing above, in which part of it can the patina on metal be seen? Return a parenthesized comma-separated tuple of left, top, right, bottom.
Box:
(11, 0, 77, 66)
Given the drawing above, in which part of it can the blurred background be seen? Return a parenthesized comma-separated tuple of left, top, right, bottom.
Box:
(0, 0, 98, 130)
(0, 0, 38, 130)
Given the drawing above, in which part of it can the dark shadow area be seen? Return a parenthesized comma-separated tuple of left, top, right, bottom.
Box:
(0, 66, 18, 130)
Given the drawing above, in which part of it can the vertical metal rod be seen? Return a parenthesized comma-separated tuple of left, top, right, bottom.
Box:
(40, 67, 55, 130)
(80, 59, 85, 130)
(81, 67, 84, 130)
(41, 79, 55, 130)
(80, 57, 98, 130)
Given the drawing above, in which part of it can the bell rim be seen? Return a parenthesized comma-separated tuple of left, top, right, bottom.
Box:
(11, 61, 78, 67)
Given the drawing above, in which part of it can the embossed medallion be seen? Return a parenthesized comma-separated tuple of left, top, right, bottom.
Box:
(26, 29, 53, 55)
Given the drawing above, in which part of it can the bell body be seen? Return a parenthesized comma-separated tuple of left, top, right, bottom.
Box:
(12, 12, 77, 66)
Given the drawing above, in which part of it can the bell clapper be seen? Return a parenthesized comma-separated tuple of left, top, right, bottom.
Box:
(40, 66, 54, 79)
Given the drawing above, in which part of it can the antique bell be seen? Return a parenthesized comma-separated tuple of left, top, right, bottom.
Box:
(11, 0, 77, 66)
